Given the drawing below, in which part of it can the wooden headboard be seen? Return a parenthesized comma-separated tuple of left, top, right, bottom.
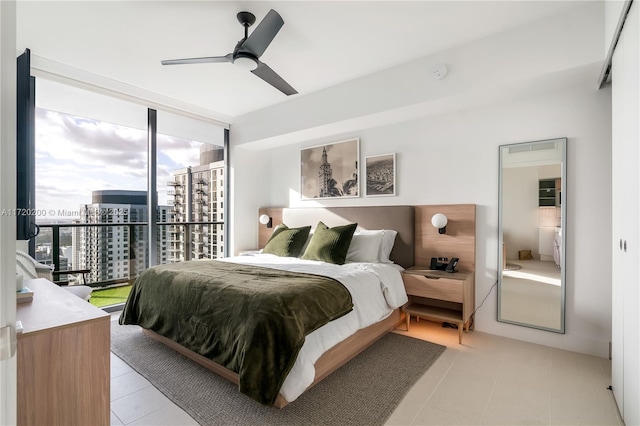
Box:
(258, 206, 415, 268)
(414, 204, 476, 273)
(257, 204, 476, 273)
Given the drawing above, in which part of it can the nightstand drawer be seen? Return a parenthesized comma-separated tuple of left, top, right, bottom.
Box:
(402, 273, 463, 303)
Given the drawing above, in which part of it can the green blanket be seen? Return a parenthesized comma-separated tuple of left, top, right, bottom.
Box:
(119, 260, 353, 405)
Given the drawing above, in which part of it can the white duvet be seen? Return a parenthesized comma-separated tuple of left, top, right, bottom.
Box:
(221, 253, 408, 403)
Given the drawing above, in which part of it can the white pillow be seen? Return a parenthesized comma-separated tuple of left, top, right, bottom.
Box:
(379, 230, 398, 263)
(346, 231, 384, 263)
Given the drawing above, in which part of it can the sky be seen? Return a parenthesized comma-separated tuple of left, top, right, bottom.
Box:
(35, 108, 204, 222)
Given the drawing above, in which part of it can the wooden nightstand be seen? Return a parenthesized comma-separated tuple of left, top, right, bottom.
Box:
(402, 267, 475, 344)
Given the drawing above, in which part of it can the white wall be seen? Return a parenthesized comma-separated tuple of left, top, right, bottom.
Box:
(229, 2, 612, 357)
(502, 164, 562, 261)
(233, 78, 612, 357)
(229, 147, 272, 253)
(503, 167, 539, 261)
(232, 2, 604, 149)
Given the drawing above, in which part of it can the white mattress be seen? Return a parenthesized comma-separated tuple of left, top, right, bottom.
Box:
(221, 254, 408, 402)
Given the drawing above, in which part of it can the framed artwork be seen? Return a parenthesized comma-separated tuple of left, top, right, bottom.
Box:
(300, 138, 359, 199)
(365, 153, 396, 197)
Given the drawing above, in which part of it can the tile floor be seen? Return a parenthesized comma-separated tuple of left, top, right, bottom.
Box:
(109, 313, 623, 426)
(109, 313, 198, 426)
(501, 259, 562, 330)
(388, 320, 622, 426)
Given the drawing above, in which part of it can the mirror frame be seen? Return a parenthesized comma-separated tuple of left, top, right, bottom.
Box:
(497, 137, 567, 333)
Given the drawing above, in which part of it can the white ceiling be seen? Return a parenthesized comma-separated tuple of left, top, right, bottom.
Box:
(17, 1, 583, 120)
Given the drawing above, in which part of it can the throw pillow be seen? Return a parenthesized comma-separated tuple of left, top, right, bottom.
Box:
(301, 221, 358, 264)
(262, 224, 311, 257)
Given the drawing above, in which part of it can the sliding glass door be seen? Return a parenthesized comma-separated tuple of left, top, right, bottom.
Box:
(34, 78, 148, 288)
(30, 76, 229, 308)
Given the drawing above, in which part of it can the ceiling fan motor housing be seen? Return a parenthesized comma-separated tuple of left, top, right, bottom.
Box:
(237, 12, 256, 27)
(233, 53, 259, 71)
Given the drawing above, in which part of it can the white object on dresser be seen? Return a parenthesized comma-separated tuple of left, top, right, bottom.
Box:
(16, 273, 23, 291)
(16, 250, 93, 300)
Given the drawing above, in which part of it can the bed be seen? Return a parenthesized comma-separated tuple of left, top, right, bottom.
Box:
(120, 206, 415, 407)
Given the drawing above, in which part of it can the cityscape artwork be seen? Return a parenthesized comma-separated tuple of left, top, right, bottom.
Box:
(300, 139, 360, 199)
(365, 153, 396, 197)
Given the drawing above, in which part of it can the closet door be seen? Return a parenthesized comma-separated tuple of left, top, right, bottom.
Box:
(610, 24, 624, 414)
(611, 3, 640, 424)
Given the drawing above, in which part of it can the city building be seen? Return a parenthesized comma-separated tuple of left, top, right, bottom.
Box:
(168, 145, 224, 262)
(318, 146, 332, 198)
(72, 190, 171, 286)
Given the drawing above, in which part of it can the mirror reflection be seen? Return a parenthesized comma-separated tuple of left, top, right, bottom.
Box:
(498, 138, 566, 333)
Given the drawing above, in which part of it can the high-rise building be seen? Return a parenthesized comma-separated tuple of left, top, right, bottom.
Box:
(318, 146, 333, 198)
(72, 190, 171, 285)
(168, 145, 224, 262)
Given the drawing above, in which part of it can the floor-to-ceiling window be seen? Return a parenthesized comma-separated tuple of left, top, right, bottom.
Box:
(157, 111, 226, 264)
(34, 79, 148, 290)
(30, 77, 228, 308)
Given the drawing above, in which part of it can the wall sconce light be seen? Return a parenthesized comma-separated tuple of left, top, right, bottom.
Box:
(431, 213, 448, 234)
(259, 214, 272, 228)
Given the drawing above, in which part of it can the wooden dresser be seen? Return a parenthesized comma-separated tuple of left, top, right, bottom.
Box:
(16, 278, 110, 426)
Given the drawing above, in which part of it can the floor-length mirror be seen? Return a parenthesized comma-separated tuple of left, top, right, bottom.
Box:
(498, 138, 566, 333)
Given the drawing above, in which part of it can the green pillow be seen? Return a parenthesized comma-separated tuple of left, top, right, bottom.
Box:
(262, 224, 311, 257)
(301, 222, 358, 265)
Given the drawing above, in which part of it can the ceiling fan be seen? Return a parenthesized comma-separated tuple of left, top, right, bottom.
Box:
(161, 9, 297, 96)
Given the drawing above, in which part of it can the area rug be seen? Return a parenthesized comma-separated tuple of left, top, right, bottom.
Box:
(111, 323, 445, 426)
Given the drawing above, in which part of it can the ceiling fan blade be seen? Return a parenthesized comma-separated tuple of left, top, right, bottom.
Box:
(161, 53, 232, 65)
(251, 61, 297, 96)
(241, 9, 284, 58)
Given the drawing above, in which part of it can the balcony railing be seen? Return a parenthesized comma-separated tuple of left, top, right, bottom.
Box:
(35, 220, 223, 288)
